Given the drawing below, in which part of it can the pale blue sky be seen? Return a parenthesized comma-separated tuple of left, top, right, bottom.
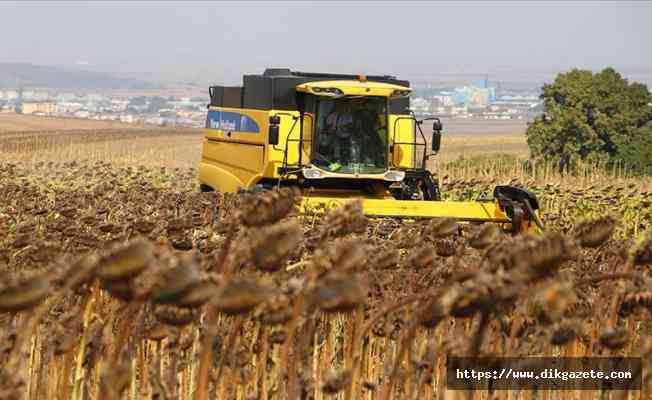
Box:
(1, 1, 650, 84)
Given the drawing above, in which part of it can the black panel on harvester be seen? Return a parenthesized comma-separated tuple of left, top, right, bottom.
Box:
(241, 68, 411, 111)
(208, 86, 224, 107)
(272, 76, 311, 109)
(222, 86, 243, 108)
(243, 72, 310, 110)
(243, 75, 273, 110)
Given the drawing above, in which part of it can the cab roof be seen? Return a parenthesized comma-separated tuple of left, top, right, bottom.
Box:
(209, 68, 411, 111)
(296, 80, 411, 97)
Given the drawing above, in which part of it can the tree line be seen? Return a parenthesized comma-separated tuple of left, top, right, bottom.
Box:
(526, 68, 652, 175)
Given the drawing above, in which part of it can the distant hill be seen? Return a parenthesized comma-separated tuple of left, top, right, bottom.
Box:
(0, 62, 163, 90)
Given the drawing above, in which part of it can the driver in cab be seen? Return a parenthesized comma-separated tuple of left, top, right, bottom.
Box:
(322, 102, 356, 170)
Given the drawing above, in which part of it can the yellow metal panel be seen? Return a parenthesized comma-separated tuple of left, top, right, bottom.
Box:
(201, 138, 264, 191)
(201, 106, 269, 191)
(296, 80, 410, 97)
(199, 162, 246, 193)
(389, 115, 415, 169)
(301, 195, 541, 233)
(302, 196, 509, 221)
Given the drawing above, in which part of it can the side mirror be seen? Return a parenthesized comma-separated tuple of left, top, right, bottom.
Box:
(432, 118, 442, 132)
(431, 131, 441, 152)
(431, 118, 442, 152)
(269, 115, 280, 145)
(269, 125, 279, 146)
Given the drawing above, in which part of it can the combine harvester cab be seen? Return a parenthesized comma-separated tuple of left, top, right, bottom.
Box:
(199, 68, 543, 234)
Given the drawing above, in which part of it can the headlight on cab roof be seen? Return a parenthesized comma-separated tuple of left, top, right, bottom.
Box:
(383, 170, 405, 182)
(312, 87, 343, 97)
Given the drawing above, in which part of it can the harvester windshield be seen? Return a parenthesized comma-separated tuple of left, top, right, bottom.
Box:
(312, 97, 387, 174)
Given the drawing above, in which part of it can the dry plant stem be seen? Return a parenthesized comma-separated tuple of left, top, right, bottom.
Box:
(216, 316, 244, 399)
(470, 312, 490, 357)
(344, 305, 364, 400)
(360, 293, 427, 338)
(6, 302, 52, 376)
(286, 260, 307, 271)
(381, 320, 419, 400)
(130, 355, 137, 400)
(279, 294, 305, 398)
(312, 321, 321, 400)
(140, 340, 149, 397)
(109, 302, 142, 364)
(155, 341, 162, 387)
(72, 286, 97, 400)
(411, 344, 433, 400)
(50, 354, 60, 400)
(610, 259, 635, 325)
(60, 349, 74, 400)
(317, 319, 334, 400)
(258, 326, 269, 400)
(168, 346, 179, 398)
(26, 335, 36, 399)
(196, 224, 236, 400)
(216, 222, 237, 276)
(290, 313, 315, 399)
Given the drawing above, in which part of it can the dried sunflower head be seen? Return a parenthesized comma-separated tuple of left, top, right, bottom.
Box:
(149, 257, 202, 305)
(153, 304, 197, 327)
(176, 278, 219, 309)
(254, 294, 293, 325)
(309, 239, 367, 277)
(249, 220, 303, 272)
(0, 273, 49, 312)
(95, 238, 153, 283)
(435, 239, 457, 258)
(424, 217, 459, 239)
(550, 320, 583, 346)
(572, 215, 618, 248)
(630, 230, 652, 266)
(467, 224, 501, 250)
(319, 199, 368, 240)
(535, 282, 577, 324)
(407, 245, 437, 269)
(240, 187, 300, 227)
(212, 278, 271, 315)
(599, 327, 629, 350)
(310, 272, 366, 313)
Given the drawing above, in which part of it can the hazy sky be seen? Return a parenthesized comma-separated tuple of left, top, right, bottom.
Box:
(2, 1, 650, 84)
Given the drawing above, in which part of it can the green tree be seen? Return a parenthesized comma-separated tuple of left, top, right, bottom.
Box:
(615, 122, 652, 175)
(526, 68, 652, 173)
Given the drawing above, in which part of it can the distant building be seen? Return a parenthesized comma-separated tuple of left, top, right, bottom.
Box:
(21, 102, 56, 115)
(57, 102, 84, 114)
(4, 90, 19, 100)
(0, 103, 16, 113)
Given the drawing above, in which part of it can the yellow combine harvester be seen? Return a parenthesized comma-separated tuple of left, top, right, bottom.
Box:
(199, 68, 543, 234)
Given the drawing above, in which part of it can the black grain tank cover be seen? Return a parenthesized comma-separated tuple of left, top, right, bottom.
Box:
(208, 86, 243, 108)
(211, 68, 411, 112)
